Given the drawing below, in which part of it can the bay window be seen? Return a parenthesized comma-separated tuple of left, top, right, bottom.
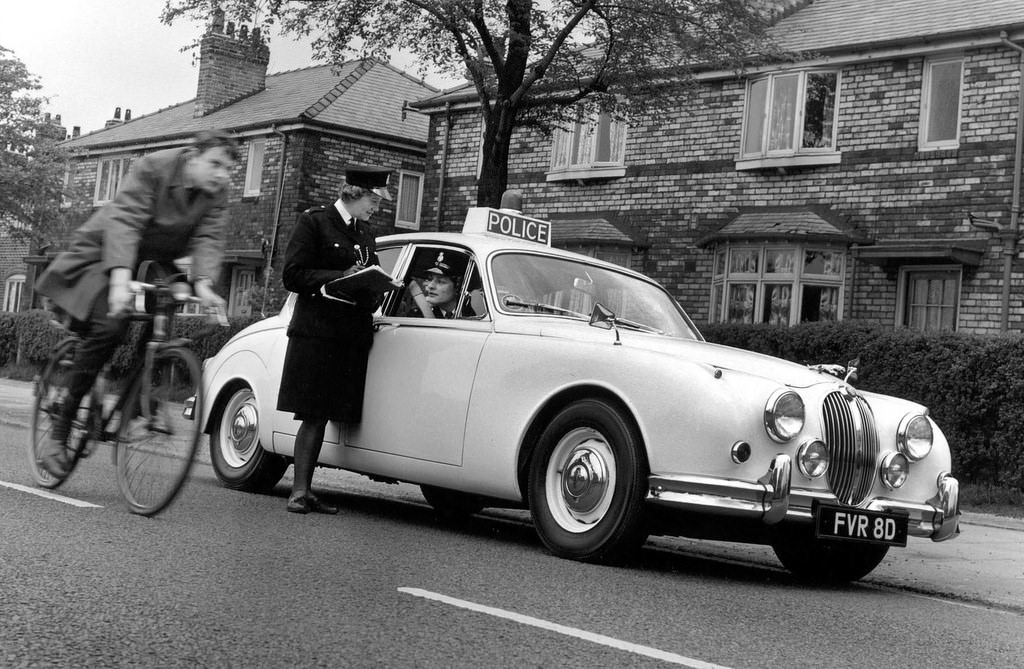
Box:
(710, 244, 845, 325)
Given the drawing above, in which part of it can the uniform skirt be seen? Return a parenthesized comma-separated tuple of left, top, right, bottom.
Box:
(276, 330, 373, 423)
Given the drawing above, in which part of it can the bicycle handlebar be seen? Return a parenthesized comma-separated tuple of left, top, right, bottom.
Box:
(125, 280, 229, 327)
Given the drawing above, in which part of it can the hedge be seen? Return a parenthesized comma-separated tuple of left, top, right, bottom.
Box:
(702, 320, 1024, 489)
(3, 312, 1021, 488)
(2, 308, 261, 380)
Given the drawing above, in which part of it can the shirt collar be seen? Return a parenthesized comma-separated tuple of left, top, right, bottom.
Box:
(334, 199, 354, 226)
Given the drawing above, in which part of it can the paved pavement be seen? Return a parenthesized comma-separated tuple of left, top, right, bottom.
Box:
(2, 377, 1021, 612)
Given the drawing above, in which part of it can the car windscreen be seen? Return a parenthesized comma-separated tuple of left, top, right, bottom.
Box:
(490, 252, 700, 339)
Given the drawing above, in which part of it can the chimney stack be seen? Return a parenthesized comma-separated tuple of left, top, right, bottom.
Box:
(194, 8, 270, 118)
(104, 106, 124, 128)
(37, 111, 67, 141)
(72, 126, 81, 138)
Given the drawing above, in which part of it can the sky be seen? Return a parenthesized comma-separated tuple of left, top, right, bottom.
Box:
(0, 0, 454, 136)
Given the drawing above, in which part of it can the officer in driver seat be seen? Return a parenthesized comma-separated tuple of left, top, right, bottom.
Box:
(408, 251, 476, 319)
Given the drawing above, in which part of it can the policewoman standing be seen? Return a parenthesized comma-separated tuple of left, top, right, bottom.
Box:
(277, 166, 391, 514)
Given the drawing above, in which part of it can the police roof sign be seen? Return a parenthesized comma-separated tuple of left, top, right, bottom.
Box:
(462, 207, 552, 246)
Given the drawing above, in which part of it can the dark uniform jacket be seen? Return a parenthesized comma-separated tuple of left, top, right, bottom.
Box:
(282, 204, 380, 339)
(36, 147, 227, 321)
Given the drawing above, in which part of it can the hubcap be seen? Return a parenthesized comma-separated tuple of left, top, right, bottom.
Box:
(220, 391, 259, 468)
(562, 445, 609, 515)
(545, 428, 617, 533)
(230, 405, 257, 451)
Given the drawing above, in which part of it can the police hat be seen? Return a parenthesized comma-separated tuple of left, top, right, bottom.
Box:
(420, 251, 467, 279)
(345, 165, 392, 201)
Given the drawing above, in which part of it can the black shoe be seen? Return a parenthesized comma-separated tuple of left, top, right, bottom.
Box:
(286, 493, 311, 514)
(38, 438, 71, 479)
(306, 493, 340, 515)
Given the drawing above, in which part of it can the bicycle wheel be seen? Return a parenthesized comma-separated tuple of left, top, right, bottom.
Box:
(114, 346, 203, 515)
(28, 338, 91, 489)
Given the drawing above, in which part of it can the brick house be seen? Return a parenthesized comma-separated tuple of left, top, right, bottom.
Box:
(26, 13, 435, 317)
(410, 0, 1024, 335)
(1, 113, 68, 313)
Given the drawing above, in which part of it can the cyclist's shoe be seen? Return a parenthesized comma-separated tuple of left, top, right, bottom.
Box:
(38, 438, 71, 478)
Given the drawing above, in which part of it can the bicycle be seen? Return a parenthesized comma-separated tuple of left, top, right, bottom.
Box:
(27, 273, 227, 515)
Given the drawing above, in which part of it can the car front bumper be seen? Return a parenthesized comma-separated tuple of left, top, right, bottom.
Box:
(647, 454, 961, 542)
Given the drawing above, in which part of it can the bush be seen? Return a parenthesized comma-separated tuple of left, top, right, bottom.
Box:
(702, 320, 1024, 489)
(2, 309, 261, 379)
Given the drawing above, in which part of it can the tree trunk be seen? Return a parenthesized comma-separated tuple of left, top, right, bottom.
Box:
(476, 106, 516, 207)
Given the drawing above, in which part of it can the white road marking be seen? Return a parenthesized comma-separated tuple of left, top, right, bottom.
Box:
(0, 480, 102, 508)
(398, 587, 731, 668)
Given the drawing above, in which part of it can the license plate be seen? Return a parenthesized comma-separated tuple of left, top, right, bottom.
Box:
(815, 503, 908, 547)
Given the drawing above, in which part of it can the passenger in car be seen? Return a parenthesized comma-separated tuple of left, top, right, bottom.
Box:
(407, 251, 476, 319)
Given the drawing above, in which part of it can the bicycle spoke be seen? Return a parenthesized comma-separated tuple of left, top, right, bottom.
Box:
(115, 347, 203, 515)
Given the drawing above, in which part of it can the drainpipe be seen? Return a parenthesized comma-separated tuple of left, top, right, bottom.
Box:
(435, 102, 452, 230)
(261, 125, 289, 317)
(999, 32, 1024, 332)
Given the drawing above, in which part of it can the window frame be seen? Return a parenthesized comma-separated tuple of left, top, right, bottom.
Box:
(896, 265, 961, 331)
(243, 137, 266, 197)
(547, 110, 627, 181)
(93, 156, 130, 205)
(709, 242, 846, 326)
(395, 170, 424, 230)
(919, 55, 964, 151)
(228, 266, 256, 317)
(737, 69, 842, 171)
(3, 273, 25, 312)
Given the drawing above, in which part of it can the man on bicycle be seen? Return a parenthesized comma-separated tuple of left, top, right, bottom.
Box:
(34, 129, 239, 479)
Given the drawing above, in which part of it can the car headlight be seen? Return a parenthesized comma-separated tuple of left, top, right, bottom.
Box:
(898, 414, 933, 461)
(797, 439, 829, 478)
(880, 452, 910, 489)
(764, 390, 804, 442)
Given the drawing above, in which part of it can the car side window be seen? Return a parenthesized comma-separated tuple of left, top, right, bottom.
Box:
(389, 247, 482, 320)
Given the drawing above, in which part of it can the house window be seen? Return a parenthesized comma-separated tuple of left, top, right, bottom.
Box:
(899, 266, 959, 331)
(395, 171, 423, 230)
(244, 138, 266, 196)
(710, 244, 845, 325)
(738, 70, 840, 169)
(548, 111, 627, 181)
(3, 273, 25, 312)
(229, 267, 256, 317)
(94, 156, 130, 205)
(920, 56, 963, 150)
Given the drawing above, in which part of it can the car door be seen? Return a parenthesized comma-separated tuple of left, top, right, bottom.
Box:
(347, 245, 490, 465)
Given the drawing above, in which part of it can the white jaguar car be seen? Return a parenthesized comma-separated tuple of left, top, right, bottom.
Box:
(200, 207, 960, 582)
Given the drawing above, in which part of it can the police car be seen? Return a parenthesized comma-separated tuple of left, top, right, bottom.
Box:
(201, 207, 960, 582)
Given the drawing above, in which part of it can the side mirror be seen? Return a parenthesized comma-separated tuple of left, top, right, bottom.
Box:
(589, 303, 615, 329)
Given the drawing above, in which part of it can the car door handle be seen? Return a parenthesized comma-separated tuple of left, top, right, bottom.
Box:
(373, 322, 399, 332)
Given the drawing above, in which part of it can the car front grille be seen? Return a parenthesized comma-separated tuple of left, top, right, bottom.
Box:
(821, 391, 879, 506)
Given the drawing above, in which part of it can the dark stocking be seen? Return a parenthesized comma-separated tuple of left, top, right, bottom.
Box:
(291, 418, 328, 499)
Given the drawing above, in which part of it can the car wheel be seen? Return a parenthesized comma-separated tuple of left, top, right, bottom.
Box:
(527, 398, 648, 564)
(420, 484, 484, 524)
(210, 386, 288, 492)
(771, 526, 890, 582)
